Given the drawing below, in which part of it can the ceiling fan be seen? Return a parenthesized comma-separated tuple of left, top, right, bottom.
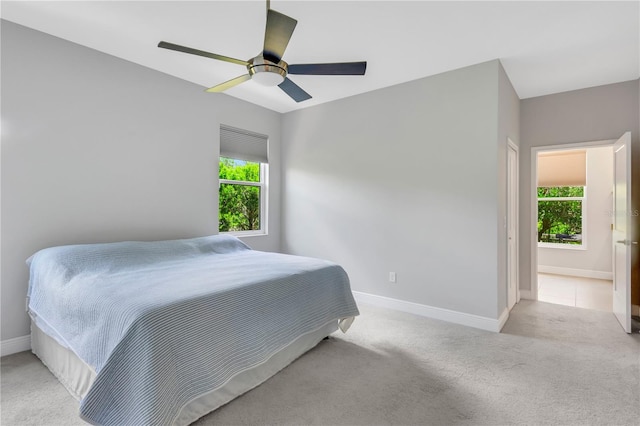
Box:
(158, 0, 367, 102)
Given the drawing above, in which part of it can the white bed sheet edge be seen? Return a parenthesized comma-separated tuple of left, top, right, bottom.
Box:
(31, 322, 96, 401)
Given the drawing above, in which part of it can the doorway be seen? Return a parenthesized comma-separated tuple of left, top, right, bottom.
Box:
(531, 140, 615, 313)
(531, 133, 634, 333)
(536, 141, 613, 312)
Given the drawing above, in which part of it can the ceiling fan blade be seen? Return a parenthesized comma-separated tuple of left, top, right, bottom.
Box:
(263, 9, 297, 64)
(158, 41, 248, 66)
(278, 77, 312, 102)
(205, 74, 252, 93)
(288, 62, 367, 75)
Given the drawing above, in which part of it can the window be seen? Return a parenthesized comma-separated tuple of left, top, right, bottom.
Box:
(219, 126, 268, 235)
(537, 186, 585, 246)
(537, 149, 587, 248)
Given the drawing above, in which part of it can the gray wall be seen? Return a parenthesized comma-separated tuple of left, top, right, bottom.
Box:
(1, 21, 282, 341)
(282, 60, 510, 320)
(519, 79, 640, 299)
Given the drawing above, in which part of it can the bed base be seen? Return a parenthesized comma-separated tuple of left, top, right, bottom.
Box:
(31, 320, 338, 425)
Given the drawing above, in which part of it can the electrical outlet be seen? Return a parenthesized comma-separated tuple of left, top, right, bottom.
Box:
(389, 272, 397, 283)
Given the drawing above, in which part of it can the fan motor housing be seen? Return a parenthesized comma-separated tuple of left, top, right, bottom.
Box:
(248, 55, 288, 86)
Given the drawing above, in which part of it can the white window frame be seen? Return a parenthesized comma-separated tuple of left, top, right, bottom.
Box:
(219, 158, 268, 237)
(537, 188, 587, 250)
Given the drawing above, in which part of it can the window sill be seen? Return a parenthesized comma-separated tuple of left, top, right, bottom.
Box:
(538, 243, 586, 251)
(223, 231, 268, 238)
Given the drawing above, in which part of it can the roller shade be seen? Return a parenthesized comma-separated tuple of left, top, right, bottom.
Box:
(220, 125, 269, 163)
(537, 150, 586, 187)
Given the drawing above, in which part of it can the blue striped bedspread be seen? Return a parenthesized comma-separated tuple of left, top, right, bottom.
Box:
(26, 234, 359, 425)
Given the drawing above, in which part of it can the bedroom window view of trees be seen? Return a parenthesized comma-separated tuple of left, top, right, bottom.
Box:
(537, 186, 584, 245)
(219, 157, 262, 232)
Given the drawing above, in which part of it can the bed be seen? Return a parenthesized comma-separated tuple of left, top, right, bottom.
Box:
(26, 234, 359, 425)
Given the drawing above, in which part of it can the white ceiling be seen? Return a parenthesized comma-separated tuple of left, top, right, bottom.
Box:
(2, 1, 638, 113)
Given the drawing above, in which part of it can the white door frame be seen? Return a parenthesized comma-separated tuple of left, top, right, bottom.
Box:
(530, 138, 616, 301)
(507, 138, 520, 309)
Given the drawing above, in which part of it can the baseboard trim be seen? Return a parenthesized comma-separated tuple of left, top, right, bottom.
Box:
(1, 335, 31, 357)
(352, 291, 504, 332)
(538, 265, 612, 280)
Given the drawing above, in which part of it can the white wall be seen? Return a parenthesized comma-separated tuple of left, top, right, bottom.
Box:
(1, 21, 282, 342)
(519, 80, 639, 299)
(537, 146, 613, 277)
(282, 60, 511, 325)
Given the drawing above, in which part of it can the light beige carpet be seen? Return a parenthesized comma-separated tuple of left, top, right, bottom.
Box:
(2, 300, 639, 425)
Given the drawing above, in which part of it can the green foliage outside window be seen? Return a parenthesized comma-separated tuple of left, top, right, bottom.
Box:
(537, 186, 583, 244)
(219, 157, 261, 232)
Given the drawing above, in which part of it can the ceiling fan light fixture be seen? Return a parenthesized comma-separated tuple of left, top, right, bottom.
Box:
(251, 66, 286, 86)
(248, 57, 288, 86)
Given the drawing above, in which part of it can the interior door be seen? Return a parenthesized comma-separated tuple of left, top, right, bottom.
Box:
(507, 141, 518, 310)
(612, 132, 633, 333)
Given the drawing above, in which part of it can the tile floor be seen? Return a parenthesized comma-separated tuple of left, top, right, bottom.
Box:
(537, 273, 613, 312)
